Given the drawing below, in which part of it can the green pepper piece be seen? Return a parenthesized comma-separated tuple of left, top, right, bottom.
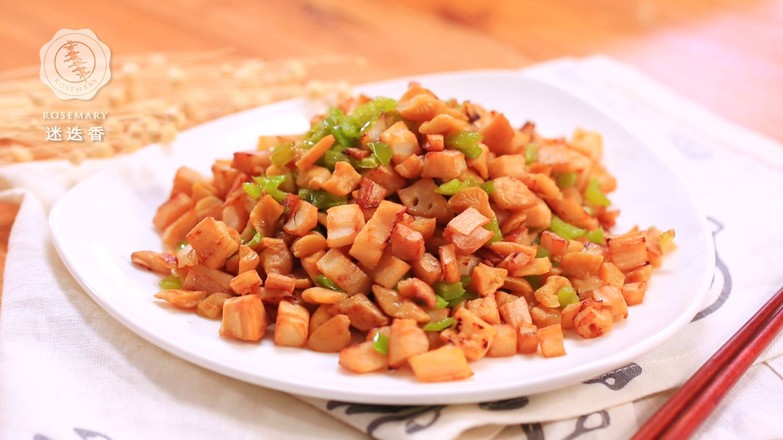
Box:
(298, 189, 347, 210)
(435, 179, 468, 195)
(324, 108, 357, 148)
(434, 281, 466, 301)
(367, 141, 393, 166)
(323, 149, 350, 171)
(585, 179, 611, 207)
(315, 275, 344, 292)
(450, 293, 478, 308)
(242, 182, 262, 200)
(244, 230, 263, 248)
(435, 295, 449, 309)
(524, 143, 538, 164)
(445, 131, 483, 159)
(254, 175, 288, 203)
(557, 286, 579, 308)
(483, 217, 503, 243)
(585, 228, 606, 245)
(350, 97, 397, 132)
(550, 216, 586, 240)
(423, 317, 457, 332)
(536, 245, 551, 258)
(339, 117, 360, 142)
(270, 142, 296, 168)
(479, 180, 495, 195)
(372, 332, 389, 355)
(351, 155, 380, 169)
(159, 275, 183, 290)
(303, 119, 330, 148)
(555, 171, 577, 189)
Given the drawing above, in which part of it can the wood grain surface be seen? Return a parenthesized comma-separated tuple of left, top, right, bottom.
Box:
(1, 0, 782, 293)
(3, 0, 781, 140)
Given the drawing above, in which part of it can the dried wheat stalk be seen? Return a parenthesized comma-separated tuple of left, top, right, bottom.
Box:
(0, 50, 359, 165)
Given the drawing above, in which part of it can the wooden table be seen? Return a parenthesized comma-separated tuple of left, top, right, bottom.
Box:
(2, 0, 782, 290)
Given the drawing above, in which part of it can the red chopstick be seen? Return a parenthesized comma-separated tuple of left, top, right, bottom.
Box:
(633, 285, 783, 440)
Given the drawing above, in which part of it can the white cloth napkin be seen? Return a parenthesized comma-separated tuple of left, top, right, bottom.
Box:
(2, 56, 783, 440)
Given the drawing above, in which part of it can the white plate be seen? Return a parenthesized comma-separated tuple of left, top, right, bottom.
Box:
(49, 71, 714, 405)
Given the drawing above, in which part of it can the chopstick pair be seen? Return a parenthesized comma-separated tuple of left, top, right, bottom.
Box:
(633, 285, 783, 439)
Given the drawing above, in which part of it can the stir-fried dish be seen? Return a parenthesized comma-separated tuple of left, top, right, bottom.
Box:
(132, 83, 675, 382)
